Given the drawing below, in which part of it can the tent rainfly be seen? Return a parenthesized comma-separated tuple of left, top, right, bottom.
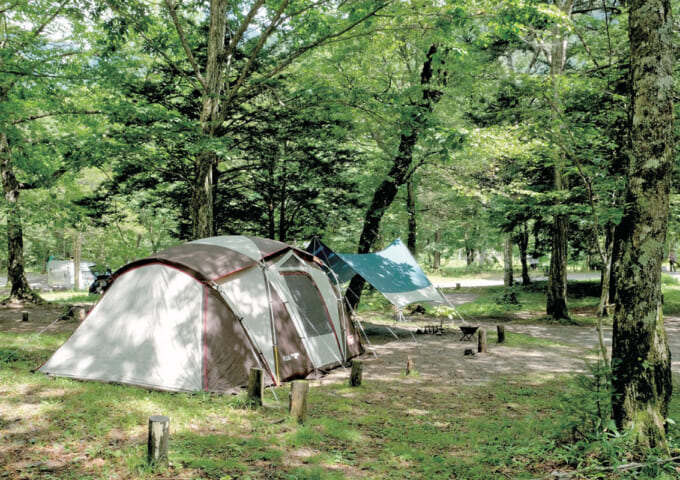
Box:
(307, 238, 449, 309)
(39, 236, 363, 393)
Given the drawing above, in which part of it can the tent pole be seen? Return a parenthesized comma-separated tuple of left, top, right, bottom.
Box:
(261, 262, 281, 384)
(211, 282, 279, 387)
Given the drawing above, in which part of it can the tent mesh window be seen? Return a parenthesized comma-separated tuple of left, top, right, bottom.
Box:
(283, 273, 333, 338)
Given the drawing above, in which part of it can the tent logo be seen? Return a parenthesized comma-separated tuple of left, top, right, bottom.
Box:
(282, 352, 301, 362)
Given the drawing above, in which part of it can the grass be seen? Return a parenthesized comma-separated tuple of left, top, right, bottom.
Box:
(2, 333, 679, 479)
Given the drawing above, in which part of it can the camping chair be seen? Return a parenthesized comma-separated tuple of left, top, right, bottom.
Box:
(459, 325, 479, 341)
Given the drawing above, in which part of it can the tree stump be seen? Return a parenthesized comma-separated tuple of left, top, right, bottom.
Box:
(21, 311, 28, 322)
(74, 306, 86, 322)
(349, 360, 363, 387)
(289, 380, 309, 424)
(147, 415, 170, 466)
(406, 356, 414, 375)
(497, 325, 506, 344)
(247, 368, 264, 407)
(456, 283, 461, 290)
(478, 329, 487, 353)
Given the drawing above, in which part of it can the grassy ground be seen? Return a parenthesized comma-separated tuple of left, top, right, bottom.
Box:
(2, 281, 680, 479)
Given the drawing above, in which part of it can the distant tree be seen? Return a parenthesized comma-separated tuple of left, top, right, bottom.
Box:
(0, 0, 99, 303)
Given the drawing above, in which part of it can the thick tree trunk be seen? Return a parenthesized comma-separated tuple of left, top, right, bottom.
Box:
(191, 152, 216, 239)
(345, 44, 442, 312)
(407, 178, 416, 256)
(611, 0, 673, 451)
(0, 133, 41, 304)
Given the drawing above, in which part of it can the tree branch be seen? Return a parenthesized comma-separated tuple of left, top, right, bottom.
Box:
(223, 0, 267, 67)
(224, 0, 290, 106)
(107, 2, 203, 93)
(235, 2, 391, 102)
(164, 0, 206, 90)
(13, 110, 102, 125)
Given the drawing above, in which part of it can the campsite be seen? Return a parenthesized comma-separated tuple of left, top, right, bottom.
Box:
(2, 1, 679, 479)
(2, 273, 680, 479)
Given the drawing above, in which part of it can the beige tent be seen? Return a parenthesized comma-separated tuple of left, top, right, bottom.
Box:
(39, 236, 362, 392)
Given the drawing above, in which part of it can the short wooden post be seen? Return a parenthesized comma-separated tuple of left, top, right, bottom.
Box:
(497, 325, 506, 344)
(147, 415, 170, 466)
(349, 360, 363, 387)
(406, 356, 414, 375)
(74, 306, 86, 322)
(456, 283, 461, 290)
(22, 311, 28, 322)
(247, 367, 264, 407)
(289, 380, 309, 424)
(477, 329, 487, 353)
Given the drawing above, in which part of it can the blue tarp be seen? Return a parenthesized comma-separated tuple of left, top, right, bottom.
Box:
(307, 238, 447, 309)
(306, 238, 356, 284)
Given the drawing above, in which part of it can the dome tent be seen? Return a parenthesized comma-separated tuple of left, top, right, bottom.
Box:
(39, 236, 362, 393)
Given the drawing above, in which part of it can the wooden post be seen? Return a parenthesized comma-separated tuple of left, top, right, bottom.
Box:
(456, 282, 461, 290)
(349, 360, 363, 387)
(21, 311, 28, 322)
(74, 306, 86, 322)
(478, 329, 487, 353)
(497, 325, 506, 344)
(247, 367, 264, 407)
(147, 415, 170, 466)
(289, 380, 309, 424)
(406, 356, 414, 375)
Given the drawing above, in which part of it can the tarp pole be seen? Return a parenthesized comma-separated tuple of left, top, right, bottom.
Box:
(399, 309, 423, 355)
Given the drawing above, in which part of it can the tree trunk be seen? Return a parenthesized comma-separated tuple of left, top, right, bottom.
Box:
(545, 3, 572, 320)
(345, 128, 419, 310)
(73, 232, 82, 290)
(503, 234, 513, 289)
(345, 44, 442, 312)
(517, 223, 531, 285)
(465, 246, 475, 266)
(610, 0, 673, 451)
(191, 0, 228, 240)
(0, 133, 41, 304)
(546, 214, 569, 320)
(597, 224, 615, 318)
(433, 229, 442, 270)
(407, 178, 416, 256)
